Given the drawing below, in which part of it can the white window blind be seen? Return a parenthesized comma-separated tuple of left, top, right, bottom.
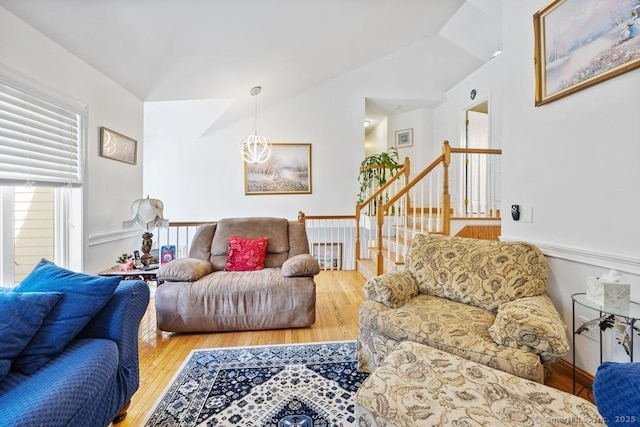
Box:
(0, 82, 83, 186)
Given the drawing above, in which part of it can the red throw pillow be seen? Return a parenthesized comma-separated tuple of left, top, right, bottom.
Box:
(225, 236, 269, 271)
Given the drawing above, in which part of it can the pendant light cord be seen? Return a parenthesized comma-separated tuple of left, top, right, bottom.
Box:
(254, 92, 258, 136)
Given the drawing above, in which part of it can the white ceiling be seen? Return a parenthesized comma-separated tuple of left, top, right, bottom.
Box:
(0, 0, 502, 130)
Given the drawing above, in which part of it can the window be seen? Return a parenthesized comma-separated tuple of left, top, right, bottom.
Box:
(14, 187, 54, 282)
(0, 69, 85, 285)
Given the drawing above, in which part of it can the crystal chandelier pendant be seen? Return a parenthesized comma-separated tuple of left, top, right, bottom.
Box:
(240, 86, 271, 164)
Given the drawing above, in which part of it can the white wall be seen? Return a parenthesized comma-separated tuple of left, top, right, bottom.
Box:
(364, 118, 388, 156)
(0, 7, 144, 274)
(144, 77, 364, 220)
(434, 57, 504, 150)
(143, 35, 464, 221)
(501, 1, 640, 259)
(387, 109, 432, 168)
(434, 1, 640, 374)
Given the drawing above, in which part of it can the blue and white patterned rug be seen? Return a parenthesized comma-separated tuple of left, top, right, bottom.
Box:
(144, 341, 368, 426)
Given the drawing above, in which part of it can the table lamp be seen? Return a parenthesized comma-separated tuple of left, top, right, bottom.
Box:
(123, 196, 168, 266)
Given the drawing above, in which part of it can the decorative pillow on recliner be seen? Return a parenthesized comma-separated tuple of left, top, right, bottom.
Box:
(0, 291, 62, 380)
(488, 294, 569, 364)
(225, 236, 268, 271)
(11, 259, 121, 375)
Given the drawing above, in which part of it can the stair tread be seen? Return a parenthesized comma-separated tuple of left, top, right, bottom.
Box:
(367, 243, 406, 265)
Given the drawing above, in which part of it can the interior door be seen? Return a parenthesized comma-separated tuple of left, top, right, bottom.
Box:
(464, 102, 489, 215)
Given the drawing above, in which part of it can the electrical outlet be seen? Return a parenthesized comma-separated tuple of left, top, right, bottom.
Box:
(578, 316, 598, 342)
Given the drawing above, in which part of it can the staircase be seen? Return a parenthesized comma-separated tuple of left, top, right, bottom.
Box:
(356, 141, 502, 279)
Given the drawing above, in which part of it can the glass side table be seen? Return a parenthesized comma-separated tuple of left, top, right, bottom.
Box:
(571, 293, 640, 394)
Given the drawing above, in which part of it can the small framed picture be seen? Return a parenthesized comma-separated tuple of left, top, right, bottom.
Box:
(99, 127, 137, 165)
(395, 128, 413, 148)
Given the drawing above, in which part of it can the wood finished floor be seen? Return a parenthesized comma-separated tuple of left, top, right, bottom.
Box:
(119, 270, 593, 426)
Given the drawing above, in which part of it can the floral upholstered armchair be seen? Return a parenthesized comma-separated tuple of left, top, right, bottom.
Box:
(357, 233, 570, 383)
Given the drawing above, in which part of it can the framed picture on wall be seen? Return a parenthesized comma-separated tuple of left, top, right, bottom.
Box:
(244, 143, 312, 195)
(395, 128, 413, 148)
(99, 127, 137, 165)
(534, 0, 640, 106)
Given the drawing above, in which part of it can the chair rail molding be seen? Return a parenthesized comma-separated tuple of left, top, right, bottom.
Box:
(88, 229, 141, 246)
(500, 235, 640, 276)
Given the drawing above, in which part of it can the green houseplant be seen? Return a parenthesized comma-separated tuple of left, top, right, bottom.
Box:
(357, 147, 401, 209)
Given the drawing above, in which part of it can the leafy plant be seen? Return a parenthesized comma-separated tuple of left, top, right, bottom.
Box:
(116, 253, 133, 263)
(357, 147, 401, 205)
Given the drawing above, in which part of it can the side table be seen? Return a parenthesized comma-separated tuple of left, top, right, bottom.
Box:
(99, 265, 159, 283)
(571, 292, 640, 394)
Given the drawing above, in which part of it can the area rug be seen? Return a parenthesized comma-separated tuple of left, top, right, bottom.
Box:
(144, 341, 368, 426)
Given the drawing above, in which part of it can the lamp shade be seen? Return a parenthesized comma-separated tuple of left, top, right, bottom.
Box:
(123, 197, 168, 229)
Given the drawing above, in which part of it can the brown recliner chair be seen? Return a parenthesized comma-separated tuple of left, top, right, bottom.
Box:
(154, 217, 320, 332)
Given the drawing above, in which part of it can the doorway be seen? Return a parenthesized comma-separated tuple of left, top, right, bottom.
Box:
(464, 101, 490, 215)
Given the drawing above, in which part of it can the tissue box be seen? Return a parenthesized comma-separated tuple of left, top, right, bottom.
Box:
(586, 276, 630, 309)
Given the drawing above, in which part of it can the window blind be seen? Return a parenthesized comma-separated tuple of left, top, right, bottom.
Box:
(0, 82, 83, 186)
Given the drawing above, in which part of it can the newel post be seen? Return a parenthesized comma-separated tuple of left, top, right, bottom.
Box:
(442, 141, 451, 236)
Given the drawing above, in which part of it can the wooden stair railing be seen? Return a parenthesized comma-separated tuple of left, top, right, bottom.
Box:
(355, 156, 410, 269)
(358, 140, 502, 276)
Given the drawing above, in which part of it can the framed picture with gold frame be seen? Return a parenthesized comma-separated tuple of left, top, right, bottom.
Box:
(534, 0, 640, 106)
(244, 143, 312, 195)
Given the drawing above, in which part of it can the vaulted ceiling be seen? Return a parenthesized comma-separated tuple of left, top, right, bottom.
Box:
(0, 0, 502, 129)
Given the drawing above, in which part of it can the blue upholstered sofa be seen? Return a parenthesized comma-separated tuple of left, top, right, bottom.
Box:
(0, 279, 150, 427)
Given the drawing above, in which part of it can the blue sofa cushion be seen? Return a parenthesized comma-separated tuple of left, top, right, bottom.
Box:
(12, 259, 121, 375)
(593, 361, 640, 425)
(0, 292, 62, 381)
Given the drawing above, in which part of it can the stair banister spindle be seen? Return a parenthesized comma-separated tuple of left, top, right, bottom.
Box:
(376, 205, 384, 275)
(355, 202, 361, 261)
(442, 141, 451, 236)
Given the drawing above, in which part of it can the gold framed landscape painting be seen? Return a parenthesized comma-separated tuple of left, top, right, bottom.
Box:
(244, 143, 312, 195)
(534, 0, 640, 106)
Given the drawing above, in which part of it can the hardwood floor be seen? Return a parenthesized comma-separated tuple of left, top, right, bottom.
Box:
(119, 270, 593, 426)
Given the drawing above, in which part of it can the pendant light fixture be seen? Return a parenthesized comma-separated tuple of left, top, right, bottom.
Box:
(240, 86, 271, 164)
